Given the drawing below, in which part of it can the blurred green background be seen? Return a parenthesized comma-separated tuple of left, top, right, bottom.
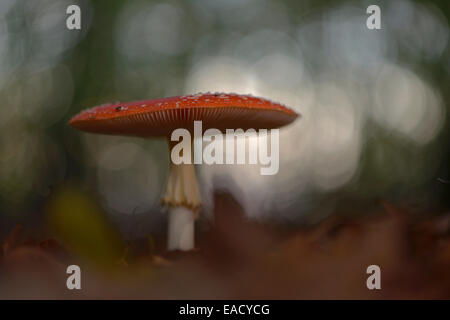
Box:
(0, 0, 449, 238)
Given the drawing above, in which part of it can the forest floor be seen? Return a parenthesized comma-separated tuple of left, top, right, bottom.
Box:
(1, 193, 450, 299)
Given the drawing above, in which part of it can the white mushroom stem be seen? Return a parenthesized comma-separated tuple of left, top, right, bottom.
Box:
(167, 206, 195, 251)
(162, 147, 202, 251)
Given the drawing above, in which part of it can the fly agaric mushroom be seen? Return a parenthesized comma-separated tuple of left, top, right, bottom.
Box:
(69, 93, 298, 251)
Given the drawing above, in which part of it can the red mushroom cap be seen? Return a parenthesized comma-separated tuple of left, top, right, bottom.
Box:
(69, 92, 299, 137)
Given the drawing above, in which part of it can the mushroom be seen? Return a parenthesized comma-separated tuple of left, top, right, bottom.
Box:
(69, 92, 298, 251)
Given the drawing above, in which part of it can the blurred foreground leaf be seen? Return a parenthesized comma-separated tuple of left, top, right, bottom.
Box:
(45, 185, 124, 269)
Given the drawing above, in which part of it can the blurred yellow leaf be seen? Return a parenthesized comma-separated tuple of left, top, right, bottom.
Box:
(45, 184, 124, 269)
